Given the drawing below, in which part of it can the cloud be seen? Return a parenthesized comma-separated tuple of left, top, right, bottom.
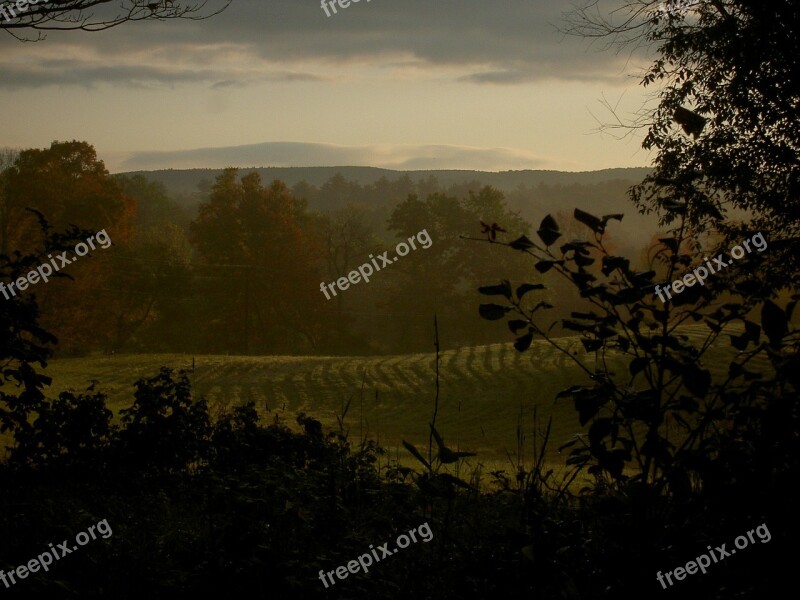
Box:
(0, 0, 641, 89)
(113, 141, 550, 172)
(0, 57, 324, 90)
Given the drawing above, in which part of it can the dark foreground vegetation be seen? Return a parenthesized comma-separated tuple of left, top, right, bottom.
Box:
(0, 205, 797, 599)
(0, 365, 795, 600)
(2, 1, 799, 598)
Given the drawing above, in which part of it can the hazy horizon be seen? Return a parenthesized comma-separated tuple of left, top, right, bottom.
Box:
(0, 0, 654, 173)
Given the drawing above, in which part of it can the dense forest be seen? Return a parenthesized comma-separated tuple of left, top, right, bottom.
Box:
(1, 143, 655, 356)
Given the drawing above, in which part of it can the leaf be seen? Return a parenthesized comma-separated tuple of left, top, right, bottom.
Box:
(566, 453, 590, 466)
(508, 319, 528, 334)
(536, 215, 561, 246)
(509, 235, 536, 251)
(571, 311, 603, 321)
(558, 436, 583, 453)
(479, 304, 511, 321)
(761, 300, 787, 348)
(478, 281, 512, 298)
(574, 208, 603, 233)
(514, 332, 534, 352)
(728, 362, 762, 382)
(437, 473, 478, 491)
(741, 320, 760, 343)
(629, 270, 656, 287)
(673, 106, 707, 137)
(601, 256, 630, 276)
(581, 338, 603, 352)
(440, 449, 466, 464)
(729, 362, 744, 380)
(575, 394, 601, 426)
(522, 545, 536, 562)
(571, 271, 596, 289)
(787, 300, 798, 323)
(556, 385, 586, 399)
(429, 423, 445, 450)
(659, 237, 679, 254)
(596, 325, 617, 340)
(661, 199, 686, 215)
(402, 440, 430, 469)
(629, 357, 649, 377)
(516, 283, 545, 299)
(574, 253, 595, 267)
(615, 287, 643, 304)
(535, 260, 562, 273)
(562, 320, 593, 333)
(682, 364, 711, 398)
(601, 213, 624, 225)
(560, 241, 593, 255)
(729, 333, 749, 351)
(580, 284, 609, 298)
(588, 418, 613, 447)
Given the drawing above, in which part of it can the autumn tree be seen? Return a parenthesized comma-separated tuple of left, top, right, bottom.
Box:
(0, 141, 136, 353)
(190, 169, 328, 354)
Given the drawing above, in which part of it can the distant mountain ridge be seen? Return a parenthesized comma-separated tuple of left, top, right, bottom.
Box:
(118, 166, 651, 196)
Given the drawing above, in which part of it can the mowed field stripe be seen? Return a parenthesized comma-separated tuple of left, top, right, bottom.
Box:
(41, 327, 769, 464)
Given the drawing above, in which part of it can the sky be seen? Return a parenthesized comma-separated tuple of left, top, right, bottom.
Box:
(0, 0, 658, 173)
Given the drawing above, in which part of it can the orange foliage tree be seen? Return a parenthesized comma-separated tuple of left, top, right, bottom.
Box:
(0, 141, 136, 353)
(190, 169, 328, 353)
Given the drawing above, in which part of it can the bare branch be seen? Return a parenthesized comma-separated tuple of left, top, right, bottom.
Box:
(587, 90, 660, 141)
(1, 0, 231, 39)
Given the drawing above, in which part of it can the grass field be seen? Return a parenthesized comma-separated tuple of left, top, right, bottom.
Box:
(35, 325, 768, 471)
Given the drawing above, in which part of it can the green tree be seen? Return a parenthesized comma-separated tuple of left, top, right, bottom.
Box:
(113, 174, 190, 231)
(105, 222, 194, 352)
(385, 187, 532, 351)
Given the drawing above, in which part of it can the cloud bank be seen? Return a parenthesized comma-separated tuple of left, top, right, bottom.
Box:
(113, 141, 551, 172)
(0, 0, 641, 89)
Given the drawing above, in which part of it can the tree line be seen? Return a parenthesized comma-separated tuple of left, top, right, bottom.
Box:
(1, 142, 556, 355)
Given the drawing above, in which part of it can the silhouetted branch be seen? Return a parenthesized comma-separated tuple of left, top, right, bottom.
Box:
(1, 0, 231, 39)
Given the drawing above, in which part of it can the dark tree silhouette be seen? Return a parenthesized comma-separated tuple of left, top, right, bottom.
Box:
(566, 0, 800, 285)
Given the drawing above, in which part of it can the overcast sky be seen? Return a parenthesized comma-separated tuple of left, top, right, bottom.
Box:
(0, 0, 657, 172)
